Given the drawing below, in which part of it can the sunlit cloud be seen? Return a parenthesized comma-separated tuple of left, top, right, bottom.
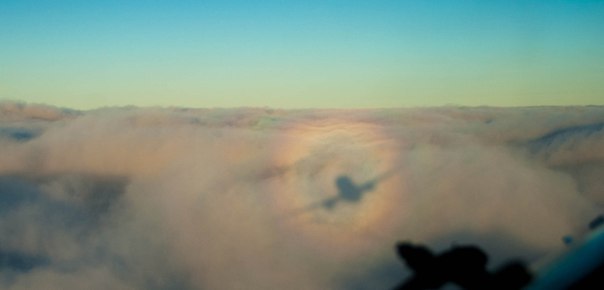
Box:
(1, 102, 603, 289)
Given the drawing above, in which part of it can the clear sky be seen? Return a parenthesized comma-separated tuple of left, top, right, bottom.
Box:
(1, 0, 603, 109)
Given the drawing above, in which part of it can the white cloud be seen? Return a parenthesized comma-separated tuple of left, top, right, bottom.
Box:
(1, 102, 603, 289)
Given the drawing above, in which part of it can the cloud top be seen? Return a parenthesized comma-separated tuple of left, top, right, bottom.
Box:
(1, 102, 603, 289)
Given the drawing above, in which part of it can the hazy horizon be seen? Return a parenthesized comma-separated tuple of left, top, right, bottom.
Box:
(4, 100, 604, 111)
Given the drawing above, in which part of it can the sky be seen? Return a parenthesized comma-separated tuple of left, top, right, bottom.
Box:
(1, 0, 603, 109)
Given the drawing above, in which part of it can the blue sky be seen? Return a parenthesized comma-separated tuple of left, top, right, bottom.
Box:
(1, 0, 603, 108)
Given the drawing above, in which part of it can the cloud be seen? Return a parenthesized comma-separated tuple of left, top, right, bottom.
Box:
(0, 102, 603, 289)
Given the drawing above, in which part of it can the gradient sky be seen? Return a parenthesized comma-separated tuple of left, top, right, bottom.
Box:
(1, 0, 603, 109)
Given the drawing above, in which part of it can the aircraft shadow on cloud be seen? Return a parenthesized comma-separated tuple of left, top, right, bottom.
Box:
(285, 168, 400, 217)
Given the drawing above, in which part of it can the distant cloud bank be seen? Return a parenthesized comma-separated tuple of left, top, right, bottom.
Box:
(1, 102, 603, 289)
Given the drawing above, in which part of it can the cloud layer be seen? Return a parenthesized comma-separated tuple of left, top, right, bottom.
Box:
(1, 102, 603, 289)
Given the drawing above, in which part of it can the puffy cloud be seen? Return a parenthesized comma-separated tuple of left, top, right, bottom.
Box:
(0, 102, 603, 289)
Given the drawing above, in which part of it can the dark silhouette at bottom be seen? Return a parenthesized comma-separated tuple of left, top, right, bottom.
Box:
(393, 242, 532, 290)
